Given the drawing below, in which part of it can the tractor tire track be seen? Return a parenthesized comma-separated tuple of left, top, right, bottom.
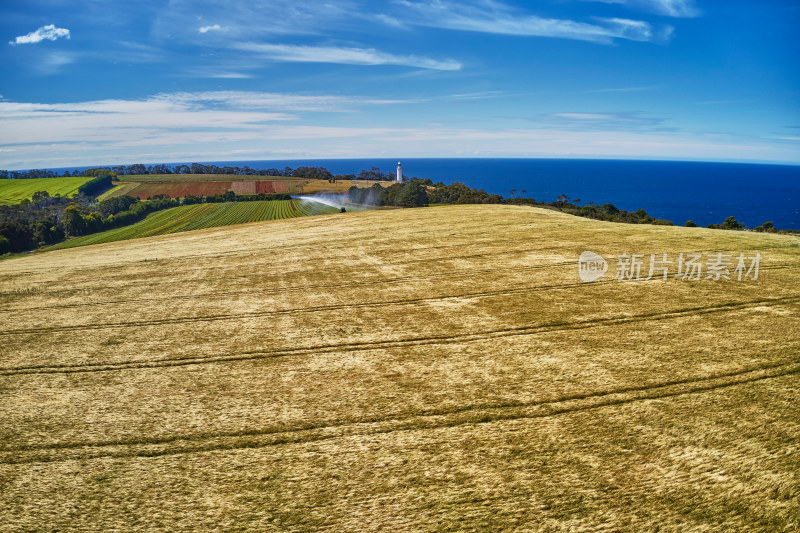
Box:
(3, 259, 789, 315)
(0, 278, 607, 336)
(1, 297, 796, 376)
(0, 260, 578, 314)
(4, 234, 538, 290)
(2, 359, 797, 464)
(3, 270, 792, 337)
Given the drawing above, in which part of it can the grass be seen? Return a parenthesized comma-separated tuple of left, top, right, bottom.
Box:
(0, 205, 797, 531)
(0, 177, 93, 204)
(97, 182, 139, 201)
(45, 199, 339, 250)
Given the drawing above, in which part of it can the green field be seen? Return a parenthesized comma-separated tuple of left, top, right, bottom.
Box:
(0, 177, 93, 204)
(1, 205, 797, 531)
(96, 182, 139, 201)
(47, 199, 338, 250)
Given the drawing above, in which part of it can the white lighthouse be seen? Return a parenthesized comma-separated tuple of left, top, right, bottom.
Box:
(396, 161, 403, 182)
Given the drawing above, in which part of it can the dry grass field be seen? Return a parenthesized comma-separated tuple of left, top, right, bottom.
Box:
(0, 205, 798, 531)
(300, 179, 391, 194)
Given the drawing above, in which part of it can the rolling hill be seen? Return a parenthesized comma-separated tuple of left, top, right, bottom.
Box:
(0, 177, 94, 204)
(0, 205, 797, 531)
(46, 199, 339, 250)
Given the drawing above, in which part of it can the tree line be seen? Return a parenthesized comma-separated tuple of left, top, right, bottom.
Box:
(347, 179, 792, 232)
(0, 163, 401, 181)
(2, 172, 792, 255)
(0, 190, 294, 254)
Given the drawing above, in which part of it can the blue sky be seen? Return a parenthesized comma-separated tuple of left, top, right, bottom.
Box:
(0, 0, 798, 169)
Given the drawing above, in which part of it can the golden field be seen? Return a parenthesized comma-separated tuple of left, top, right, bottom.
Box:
(0, 205, 798, 531)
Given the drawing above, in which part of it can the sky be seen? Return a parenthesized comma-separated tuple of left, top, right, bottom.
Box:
(0, 0, 798, 170)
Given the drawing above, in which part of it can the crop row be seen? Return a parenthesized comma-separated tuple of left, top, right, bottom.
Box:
(48, 200, 339, 250)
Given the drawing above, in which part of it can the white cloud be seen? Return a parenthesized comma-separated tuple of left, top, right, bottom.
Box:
(1, 93, 797, 168)
(208, 72, 253, 79)
(36, 52, 76, 75)
(580, 86, 659, 93)
(396, 0, 660, 43)
(586, 0, 700, 18)
(374, 14, 407, 29)
(543, 111, 666, 129)
(0, 91, 420, 146)
(153, 0, 357, 39)
(154, 91, 416, 111)
(9, 24, 71, 45)
(198, 24, 223, 33)
(233, 42, 461, 70)
(552, 113, 621, 120)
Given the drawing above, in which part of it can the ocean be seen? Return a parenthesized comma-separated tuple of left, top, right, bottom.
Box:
(57, 158, 800, 229)
(226, 158, 800, 229)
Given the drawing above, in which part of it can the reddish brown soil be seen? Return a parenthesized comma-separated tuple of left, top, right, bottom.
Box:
(123, 179, 298, 199)
(126, 182, 233, 199)
(255, 181, 291, 193)
(230, 181, 256, 194)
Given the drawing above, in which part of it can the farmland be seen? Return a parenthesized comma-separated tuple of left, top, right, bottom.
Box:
(47, 199, 339, 250)
(104, 175, 392, 199)
(0, 177, 93, 204)
(0, 204, 798, 531)
(116, 173, 294, 183)
(97, 182, 138, 201)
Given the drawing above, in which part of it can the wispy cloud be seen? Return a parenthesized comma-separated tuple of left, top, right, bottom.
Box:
(153, 0, 357, 39)
(542, 111, 667, 130)
(233, 42, 461, 70)
(586, 0, 700, 18)
(198, 24, 223, 34)
(448, 91, 505, 101)
(373, 14, 407, 29)
(2, 93, 796, 169)
(9, 24, 70, 45)
(0, 90, 420, 127)
(154, 91, 419, 112)
(208, 72, 253, 79)
(36, 52, 76, 75)
(580, 85, 659, 93)
(395, 0, 662, 43)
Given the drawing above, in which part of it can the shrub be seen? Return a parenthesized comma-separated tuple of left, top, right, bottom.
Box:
(721, 216, 744, 230)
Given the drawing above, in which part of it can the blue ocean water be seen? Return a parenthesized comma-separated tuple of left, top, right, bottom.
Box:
(55, 158, 800, 229)
(224, 158, 800, 229)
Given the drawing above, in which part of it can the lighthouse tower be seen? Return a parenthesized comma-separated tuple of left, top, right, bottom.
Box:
(396, 161, 403, 182)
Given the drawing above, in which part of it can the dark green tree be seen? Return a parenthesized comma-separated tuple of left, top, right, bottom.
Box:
(721, 216, 744, 230)
(63, 205, 87, 236)
(31, 190, 51, 203)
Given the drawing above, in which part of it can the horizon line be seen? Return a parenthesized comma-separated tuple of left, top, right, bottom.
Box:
(4, 155, 800, 173)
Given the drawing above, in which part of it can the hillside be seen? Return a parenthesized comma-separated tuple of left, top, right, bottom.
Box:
(0, 205, 798, 531)
(0, 177, 93, 204)
(46, 199, 339, 250)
